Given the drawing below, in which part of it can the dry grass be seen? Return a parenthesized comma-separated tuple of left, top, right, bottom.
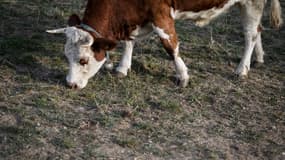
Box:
(0, 0, 284, 159)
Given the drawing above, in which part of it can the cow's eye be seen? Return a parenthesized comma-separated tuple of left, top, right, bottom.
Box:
(79, 58, 89, 66)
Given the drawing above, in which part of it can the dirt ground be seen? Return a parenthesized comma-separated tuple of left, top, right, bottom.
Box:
(0, 0, 284, 159)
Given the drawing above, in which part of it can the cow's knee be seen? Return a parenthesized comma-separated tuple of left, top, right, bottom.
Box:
(254, 27, 265, 64)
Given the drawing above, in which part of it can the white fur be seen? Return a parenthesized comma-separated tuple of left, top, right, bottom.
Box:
(60, 28, 106, 89)
(271, 0, 283, 28)
(174, 44, 179, 57)
(173, 45, 189, 82)
(235, 1, 264, 76)
(66, 58, 106, 89)
(116, 25, 153, 76)
(254, 33, 265, 63)
(116, 41, 135, 76)
(152, 24, 170, 40)
(175, 57, 189, 81)
(170, 8, 180, 19)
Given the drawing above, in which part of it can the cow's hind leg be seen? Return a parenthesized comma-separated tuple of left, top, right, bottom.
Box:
(152, 14, 189, 87)
(235, 1, 265, 77)
(254, 28, 265, 65)
(116, 41, 135, 77)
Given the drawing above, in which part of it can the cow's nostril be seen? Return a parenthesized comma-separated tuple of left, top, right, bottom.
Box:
(67, 82, 78, 89)
(73, 84, 78, 89)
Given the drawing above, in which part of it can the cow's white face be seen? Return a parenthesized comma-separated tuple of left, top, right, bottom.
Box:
(63, 27, 106, 89)
(47, 27, 113, 89)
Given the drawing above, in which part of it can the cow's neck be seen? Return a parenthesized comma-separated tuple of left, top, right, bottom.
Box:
(82, 0, 114, 40)
(82, 0, 144, 41)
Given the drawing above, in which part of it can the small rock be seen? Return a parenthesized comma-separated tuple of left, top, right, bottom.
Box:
(0, 115, 17, 126)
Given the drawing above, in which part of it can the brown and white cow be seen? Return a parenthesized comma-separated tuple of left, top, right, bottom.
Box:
(47, 0, 283, 89)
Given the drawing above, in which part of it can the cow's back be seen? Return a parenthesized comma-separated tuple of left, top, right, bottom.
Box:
(174, 0, 230, 12)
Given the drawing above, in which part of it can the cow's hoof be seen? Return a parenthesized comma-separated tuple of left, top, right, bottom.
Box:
(252, 61, 264, 68)
(235, 66, 249, 79)
(177, 78, 189, 88)
(116, 71, 127, 78)
(239, 74, 248, 80)
(234, 73, 248, 80)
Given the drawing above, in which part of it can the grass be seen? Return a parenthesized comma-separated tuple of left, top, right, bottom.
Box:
(0, 0, 285, 159)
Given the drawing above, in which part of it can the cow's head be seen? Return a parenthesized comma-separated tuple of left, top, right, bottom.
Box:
(47, 15, 116, 89)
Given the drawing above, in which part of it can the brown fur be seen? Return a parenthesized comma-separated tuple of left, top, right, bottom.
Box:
(257, 24, 263, 33)
(174, 0, 229, 12)
(92, 38, 117, 61)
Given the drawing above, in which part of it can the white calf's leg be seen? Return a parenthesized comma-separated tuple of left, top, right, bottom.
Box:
(254, 32, 265, 63)
(235, 4, 263, 77)
(116, 41, 135, 76)
(174, 45, 189, 87)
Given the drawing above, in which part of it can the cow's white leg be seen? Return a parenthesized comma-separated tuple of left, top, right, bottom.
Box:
(152, 12, 189, 87)
(173, 44, 189, 86)
(235, 30, 257, 76)
(254, 31, 265, 64)
(116, 41, 135, 76)
(235, 3, 264, 77)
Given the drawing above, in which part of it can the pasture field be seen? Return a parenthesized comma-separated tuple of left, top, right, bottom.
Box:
(0, 0, 284, 159)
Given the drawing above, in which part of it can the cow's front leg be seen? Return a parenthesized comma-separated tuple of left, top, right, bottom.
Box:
(116, 41, 135, 77)
(152, 17, 189, 87)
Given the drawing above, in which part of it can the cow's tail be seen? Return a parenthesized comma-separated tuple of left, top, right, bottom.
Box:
(270, 0, 283, 29)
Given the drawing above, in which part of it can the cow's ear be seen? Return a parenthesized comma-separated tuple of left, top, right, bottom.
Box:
(92, 38, 117, 51)
(68, 14, 81, 26)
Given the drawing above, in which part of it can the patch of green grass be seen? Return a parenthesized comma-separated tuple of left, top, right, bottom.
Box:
(51, 137, 75, 149)
(113, 135, 139, 149)
(0, 37, 43, 53)
(91, 112, 119, 128)
(0, 124, 39, 158)
(198, 148, 226, 160)
(133, 122, 154, 132)
(32, 95, 56, 109)
(150, 99, 182, 113)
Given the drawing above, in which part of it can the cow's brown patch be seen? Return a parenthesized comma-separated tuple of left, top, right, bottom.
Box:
(94, 51, 106, 62)
(92, 38, 117, 61)
(257, 24, 263, 32)
(174, 0, 230, 12)
(150, 2, 181, 59)
(82, 0, 151, 40)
